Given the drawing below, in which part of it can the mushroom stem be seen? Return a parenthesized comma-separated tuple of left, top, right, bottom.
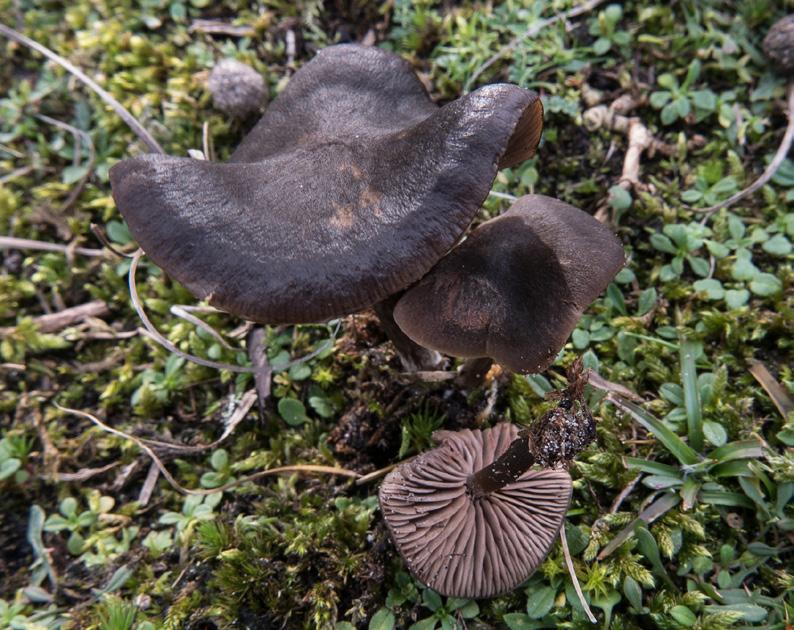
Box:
(456, 357, 494, 389)
(373, 294, 441, 372)
(468, 359, 595, 498)
(466, 431, 536, 498)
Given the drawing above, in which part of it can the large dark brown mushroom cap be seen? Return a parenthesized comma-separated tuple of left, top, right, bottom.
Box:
(379, 423, 572, 598)
(110, 44, 543, 324)
(392, 194, 625, 373)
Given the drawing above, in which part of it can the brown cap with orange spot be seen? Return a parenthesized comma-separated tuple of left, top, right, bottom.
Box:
(110, 45, 543, 324)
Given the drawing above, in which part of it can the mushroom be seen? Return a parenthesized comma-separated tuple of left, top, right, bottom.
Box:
(110, 44, 543, 331)
(392, 194, 625, 374)
(379, 361, 594, 598)
(208, 58, 267, 119)
(379, 423, 572, 598)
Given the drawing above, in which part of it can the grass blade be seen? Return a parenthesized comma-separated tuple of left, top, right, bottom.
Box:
(597, 492, 681, 559)
(609, 396, 701, 466)
(679, 339, 704, 452)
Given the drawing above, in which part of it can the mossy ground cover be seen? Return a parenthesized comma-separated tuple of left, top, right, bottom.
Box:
(0, 1, 792, 628)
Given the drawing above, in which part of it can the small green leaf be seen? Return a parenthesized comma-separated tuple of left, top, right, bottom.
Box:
(106, 220, 132, 245)
(609, 185, 632, 210)
(670, 605, 696, 627)
(571, 328, 590, 349)
(0, 458, 21, 480)
(422, 588, 442, 611)
(593, 37, 611, 55)
(661, 101, 680, 124)
(210, 449, 228, 471)
(681, 189, 703, 203)
(637, 288, 657, 315)
(762, 233, 791, 256)
(526, 586, 555, 619)
(635, 524, 668, 579)
(724, 289, 749, 309)
(728, 215, 746, 240)
(731, 249, 758, 281)
(704, 239, 730, 258)
(749, 273, 782, 296)
(686, 255, 709, 277)
(703, 420, 727, 447)
(278, 398, 309, 426)
(651, 233, 677, 254)
(643, 475, 683, 489)
(610, 398, 700, 465)
(369, 608, 395, 630)
(623, 576, 643, 610)
(502, 613, 536, 630)
(692, 279, 724, 300)
(691, 89, 716, 111)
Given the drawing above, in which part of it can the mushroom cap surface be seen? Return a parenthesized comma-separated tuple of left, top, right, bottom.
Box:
(763, 15, 794, 75)
(392, 194, 625, 373)
(110, 44, 542, 324)
(379, 423, 572, 598)
(208, 58, 267, 118)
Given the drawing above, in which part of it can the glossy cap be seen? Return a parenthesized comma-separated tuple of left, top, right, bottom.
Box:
(393, 195, 625, 373)
(379, 423, 572, 598)
(110, 44, 543, 324)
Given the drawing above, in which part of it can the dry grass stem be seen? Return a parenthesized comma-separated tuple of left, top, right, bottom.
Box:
(55, 403, 361, 497)
(0, 23, 164, 154)
(560, 526, 598, 623)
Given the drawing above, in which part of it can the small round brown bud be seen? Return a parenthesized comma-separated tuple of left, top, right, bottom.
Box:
(763, 15, 794, 75)
(208, 59, 266, 119)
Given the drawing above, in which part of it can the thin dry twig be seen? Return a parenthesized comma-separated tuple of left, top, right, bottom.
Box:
(138, 461, 160, 506)
(0, 299, 110, 336)
(587, 371, 643, 402)
(170, 305, 234, 350)
(608, 473, 641, 513)
(130, 250, 340, 374)
(55, 403, 361, 496)
(0, 23, 164, 154)
(247, 326, 272, 411)
(90, 223, 135, 259)
(695, 83, 794, 214)
(355, 463, 398, 486)
(0, 235, 106, 258)
(188, 19, 256, 38)
(560, 526, 597, 624)
(464, 0, 608, 92)
(140, 389, 257, 454)
(748, 358, 794, 418)
(0, 164, 35, 184)
(49, 461, 120, 482)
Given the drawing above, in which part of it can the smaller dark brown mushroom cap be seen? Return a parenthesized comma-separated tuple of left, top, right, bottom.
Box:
(392, 194, 625, 373)
(379, 424, 572, 598)
(763, 15, 794, 75)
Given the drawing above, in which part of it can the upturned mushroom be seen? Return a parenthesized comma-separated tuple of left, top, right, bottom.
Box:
(392, 194, 625, 374)
(379, 423, 572, 598)
(379, 362, 595, 598)
(110, 44, 543, 341)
